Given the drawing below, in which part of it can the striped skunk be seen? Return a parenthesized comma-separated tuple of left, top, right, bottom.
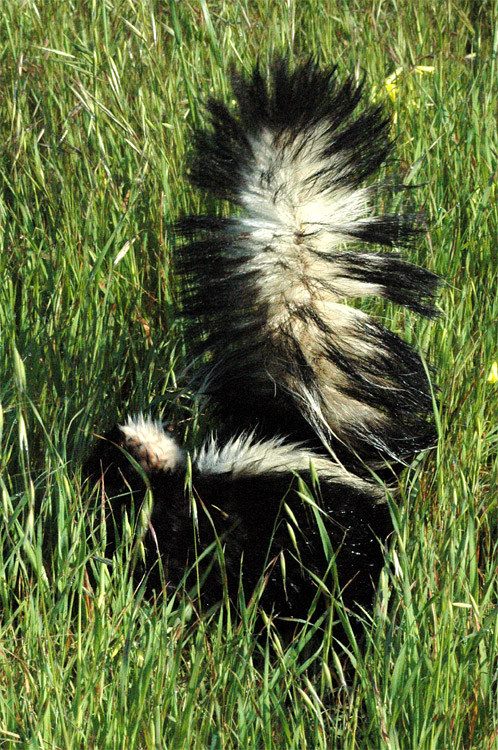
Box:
(84, 59, 438, 625)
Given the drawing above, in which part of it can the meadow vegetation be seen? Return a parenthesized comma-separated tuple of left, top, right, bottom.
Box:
(0, 1, 497, 747)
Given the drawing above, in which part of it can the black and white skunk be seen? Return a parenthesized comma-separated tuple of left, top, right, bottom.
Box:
(84, 60, 438, 624)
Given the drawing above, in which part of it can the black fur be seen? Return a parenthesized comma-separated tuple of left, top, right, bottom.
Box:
(84, 425, 392, 621)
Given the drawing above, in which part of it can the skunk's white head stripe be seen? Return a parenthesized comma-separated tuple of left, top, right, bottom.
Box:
(119, 415, 186, 473)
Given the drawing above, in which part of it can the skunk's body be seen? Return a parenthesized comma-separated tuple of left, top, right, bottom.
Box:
(84, 416, 390, 617)
(85, 60, 438, 623)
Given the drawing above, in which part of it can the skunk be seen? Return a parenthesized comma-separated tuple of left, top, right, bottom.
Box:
(84, 60, 438, 624)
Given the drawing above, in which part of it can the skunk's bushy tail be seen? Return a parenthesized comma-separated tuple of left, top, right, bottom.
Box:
(176, 59, 439, 465)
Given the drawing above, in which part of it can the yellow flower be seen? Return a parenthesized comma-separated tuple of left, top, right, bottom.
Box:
(487, 362, 498, 384)
(383, 65, 435, 102)
(384, 67, 403, 102)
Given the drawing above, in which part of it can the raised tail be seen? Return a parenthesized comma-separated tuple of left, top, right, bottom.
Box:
(176, 59, 439, 465)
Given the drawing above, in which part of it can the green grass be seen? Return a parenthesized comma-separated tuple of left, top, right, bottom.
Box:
(1, 0, 498, 747)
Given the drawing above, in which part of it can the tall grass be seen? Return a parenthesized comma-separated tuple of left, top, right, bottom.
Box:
(0, 1, 497, 747)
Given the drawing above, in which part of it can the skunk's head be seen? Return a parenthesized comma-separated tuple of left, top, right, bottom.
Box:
(83, 416, 186, 502)
(118, 415, 186, 474)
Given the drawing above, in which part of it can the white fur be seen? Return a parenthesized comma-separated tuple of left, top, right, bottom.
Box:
(241, 126, 382, 301)
(194, 432, 383, 498)
(119, 415, 186, 473)
(230, 123, 400, 455)
(118, 417, 380, 494)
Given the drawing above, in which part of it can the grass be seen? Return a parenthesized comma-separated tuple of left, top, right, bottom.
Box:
(0, 0, 498, 747)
